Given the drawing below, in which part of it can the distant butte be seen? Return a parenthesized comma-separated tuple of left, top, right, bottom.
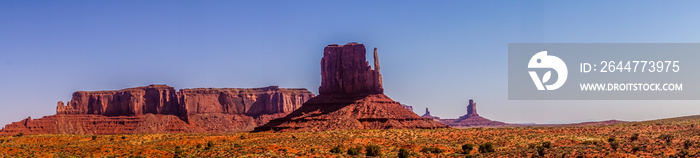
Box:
(421, 108, 441, 120)
(255, 43, 448, 132)
(1, 85, 314, 135)
(437, 99, 507, 127)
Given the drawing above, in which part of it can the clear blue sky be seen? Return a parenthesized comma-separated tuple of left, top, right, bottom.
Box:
(2, 1, 700, 126)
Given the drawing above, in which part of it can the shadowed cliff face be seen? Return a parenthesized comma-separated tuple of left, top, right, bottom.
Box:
(319, 43, 383, 95)
(56, 85, 314, 118)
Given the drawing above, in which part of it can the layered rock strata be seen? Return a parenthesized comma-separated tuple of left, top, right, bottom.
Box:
(319, 43, 383, 95)
(256, 43, 447, 132)
(56, 85, 312, 117)
(1, 85, 314, 135)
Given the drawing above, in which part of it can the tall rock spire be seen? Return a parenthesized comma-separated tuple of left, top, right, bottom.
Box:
(467, 99, 479, 117)
(421, 107, 440, 119)
(374, 47, 380, 72)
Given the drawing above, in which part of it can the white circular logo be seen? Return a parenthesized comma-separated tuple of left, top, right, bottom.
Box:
(528, 51, 568, 90)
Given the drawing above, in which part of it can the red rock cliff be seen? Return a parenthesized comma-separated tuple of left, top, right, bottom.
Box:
(179, 86, 314, 116)
(319, 43, 383, 95)
(56, 85, 181, 116)
(56, 85, 314, 117)
(2, 85, 314, 135)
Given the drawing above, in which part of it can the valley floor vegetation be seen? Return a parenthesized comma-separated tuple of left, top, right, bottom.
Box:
(3, 115, 700, 157)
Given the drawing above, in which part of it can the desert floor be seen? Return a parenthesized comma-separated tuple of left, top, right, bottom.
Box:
(2, 115, 700, 157)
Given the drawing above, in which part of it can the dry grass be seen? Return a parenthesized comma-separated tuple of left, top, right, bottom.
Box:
(2, 115, 700, 157)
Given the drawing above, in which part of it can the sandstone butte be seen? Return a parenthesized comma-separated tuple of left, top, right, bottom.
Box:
(255, 43, 448, 132)
(0, 85, 314, 136)
(431, 99, 508, 127)
(421, 108, 441, 120)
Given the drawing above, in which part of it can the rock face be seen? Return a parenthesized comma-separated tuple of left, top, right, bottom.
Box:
(0, 114, 205, 135)
(55, 85, 313, 118)
(179, 86, 313, 116)
(401, 104, 413, 112)
(256, 43, 447, 132)
(2, 85, 314, 135)
(458, 99, 479, 119)
(421, 108, 441, 120)
(319, 43, 383, 95)
(57, 85, 182, 116)
(440, 99, 507, 127)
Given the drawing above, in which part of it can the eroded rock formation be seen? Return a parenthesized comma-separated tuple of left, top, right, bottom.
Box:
(54, 85, 312, 118)
(256, 43, 447, 132)
(422, 108, 441, 120)
(1, 85, 314, 135)
(401, 104, 413, 112)
(179, 86, 312, 116)
(319, 43, 383, 95)
(57, 85, 182, 116)
(440, 99, 507, 127)
(0, 114, 205, 135)
(458, 99, 479, 119)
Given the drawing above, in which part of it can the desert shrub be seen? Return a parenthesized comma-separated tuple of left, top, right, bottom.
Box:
(676, 149, 690, 157)
(542, 141, 552, 148)
(233, 143, 242, 148)
(610, 141, 620, 151)
(205, 141, 214, 150)
(15, 133, 23, 137)
(683, 140, 694, 149)
(91, 135, 97, 140)
(659, 134, 674, 144)
(173, 146, 183, 158)
(479, 142, 495, 153)
(632, 145, 642, 153)
(582, 140, 598, 145)
(465, 154, 476, 158)
(607, 137, 616, 143)
(421, 146, 444, 153)
(347, 146, 361, 155)
(630, 133, 639, 141)
(462, 143, 475, 153)
(365, 144, 382, 156)
(329, 145, 343, 154)
(536, 145, 546, 156)
(121, 136, 126, 140)
(196, 144, 202, 149)
(398, 148, 411, 158)
(110, 137, 114, 141)
(528, 143, 537, 149)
